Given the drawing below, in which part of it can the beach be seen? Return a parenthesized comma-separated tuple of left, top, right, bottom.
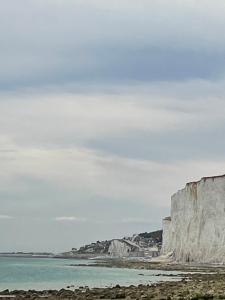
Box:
(1, 257, 225, 299)
(1, 270, 225, 299)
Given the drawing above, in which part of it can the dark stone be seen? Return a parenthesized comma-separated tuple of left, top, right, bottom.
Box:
(0, 289, 9, 295)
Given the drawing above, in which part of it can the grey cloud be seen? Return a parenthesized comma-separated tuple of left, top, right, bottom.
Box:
(0, 173, 168, 251)
(54, 216, 87, 222)
(0, 215, 13, 220)
(0, 91, 194, 148)
(1, 1, 225, 90)
(2, 0, 225, 251)
(2, 47, 225, 90)
(88, 125, 225, 163)
(121, 218, 154, 224)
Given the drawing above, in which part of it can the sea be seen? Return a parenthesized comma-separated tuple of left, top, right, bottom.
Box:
(0, 256, 182, 291)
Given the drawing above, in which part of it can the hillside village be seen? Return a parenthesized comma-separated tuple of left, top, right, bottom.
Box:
(61, 230, 162, 259)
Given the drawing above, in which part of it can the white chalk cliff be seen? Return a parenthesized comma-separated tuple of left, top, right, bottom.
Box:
(108, 239, 140, 257)
(162, 175, 225, 263)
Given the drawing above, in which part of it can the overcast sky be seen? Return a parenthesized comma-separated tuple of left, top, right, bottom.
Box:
(1, 0, 225, 252)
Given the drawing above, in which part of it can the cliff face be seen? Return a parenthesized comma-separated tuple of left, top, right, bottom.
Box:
(108, 240, 140, 257)
(162, 175, 225, 263)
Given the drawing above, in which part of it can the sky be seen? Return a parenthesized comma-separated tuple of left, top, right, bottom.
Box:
(1, 0, 225, 252)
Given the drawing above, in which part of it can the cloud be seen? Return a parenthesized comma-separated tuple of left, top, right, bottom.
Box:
(1, 116, 225, 250)
(0, 138, 225, 208)
(1, 0, 225, 90)
(1, 79, 225, 219)
(1, 1, 225, 251)
(1, 78, 225, 150)
(0, 92, 195, 152)
(1, 78, 225, 168)
(54, 216, 87, 222)
(0, 215, 13, 220)
(121, 218, 153, 224)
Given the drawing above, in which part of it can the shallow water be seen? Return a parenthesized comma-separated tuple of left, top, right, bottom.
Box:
(0, 256, 182, 290)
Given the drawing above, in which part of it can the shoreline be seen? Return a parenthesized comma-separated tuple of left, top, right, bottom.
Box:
(1, 261, 225, 299)
(70, 258, 225, 272)
(1, 272, 225, 299)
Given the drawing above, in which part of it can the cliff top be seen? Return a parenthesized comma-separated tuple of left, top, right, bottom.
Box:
(186, 174, 225, 186)
(171, 174, 225, 198)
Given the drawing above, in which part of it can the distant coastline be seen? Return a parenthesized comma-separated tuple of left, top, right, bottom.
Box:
(0, 252, 54, 258)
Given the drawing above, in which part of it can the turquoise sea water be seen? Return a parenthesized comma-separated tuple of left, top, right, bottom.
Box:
(0, 257, 181, 291)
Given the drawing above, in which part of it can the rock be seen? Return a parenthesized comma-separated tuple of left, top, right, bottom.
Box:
(115, 291, 126, 298)
(162, 175, 225, 263)
(0, 289, 9, 295)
